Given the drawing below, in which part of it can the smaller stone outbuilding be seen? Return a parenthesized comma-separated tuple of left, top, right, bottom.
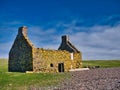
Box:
(9, 26, 82, 73)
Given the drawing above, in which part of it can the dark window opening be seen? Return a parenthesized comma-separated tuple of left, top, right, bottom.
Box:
(50, 63, 54, 67)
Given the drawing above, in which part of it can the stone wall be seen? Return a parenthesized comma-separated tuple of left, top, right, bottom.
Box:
(9, 26, 82, 73)
(9, 26, 33, 72)
(33, 48, 82, 72)
(58, 35, 80, 53)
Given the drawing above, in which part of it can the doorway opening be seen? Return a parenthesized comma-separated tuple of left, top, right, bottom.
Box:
(58, 63, 64, 72)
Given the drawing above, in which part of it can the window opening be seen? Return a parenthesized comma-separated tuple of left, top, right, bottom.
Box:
(50, 63, 54, 67)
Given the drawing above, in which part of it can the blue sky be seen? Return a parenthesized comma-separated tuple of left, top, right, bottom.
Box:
(0, 0, 120, 60)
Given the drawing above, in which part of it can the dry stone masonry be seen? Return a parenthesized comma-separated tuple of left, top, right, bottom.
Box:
(9, 26, 82, 72)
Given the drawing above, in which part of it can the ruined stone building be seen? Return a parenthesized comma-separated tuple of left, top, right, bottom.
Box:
(9, 26, 82, 72)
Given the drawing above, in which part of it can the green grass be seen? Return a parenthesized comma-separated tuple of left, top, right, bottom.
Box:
(82, 60, 120, 68)
(0, 59, 70, 90)
(0, 72, 68, 90)
(0, 59, 8, 72)
(0, 59, 120, 90)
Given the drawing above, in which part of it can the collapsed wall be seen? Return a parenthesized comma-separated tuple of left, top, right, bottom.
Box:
(33, 48, 81, 72)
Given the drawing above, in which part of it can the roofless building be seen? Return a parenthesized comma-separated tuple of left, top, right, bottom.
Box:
(9, 26, 82, 72)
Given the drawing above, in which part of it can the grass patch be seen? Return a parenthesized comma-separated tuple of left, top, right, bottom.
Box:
(0, 59, 120, 90)
(0, 72, 68, 90)
(0, 59, 70, 90)
(82, 60, 120, 68)
(0, 59, 8, 72)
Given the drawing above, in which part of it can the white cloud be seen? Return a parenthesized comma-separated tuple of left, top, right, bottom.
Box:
(0, 26, 18, 58)
(0, 42, 13, 58)
(1, 19, 120, 60)
(28, 22, 120, 60)
(28, 26, 59, 48)
(69, 24, 120, 60)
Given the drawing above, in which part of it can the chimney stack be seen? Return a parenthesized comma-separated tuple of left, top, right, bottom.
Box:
(62, 35, 69, 43)
(18, 26, 27, 36)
